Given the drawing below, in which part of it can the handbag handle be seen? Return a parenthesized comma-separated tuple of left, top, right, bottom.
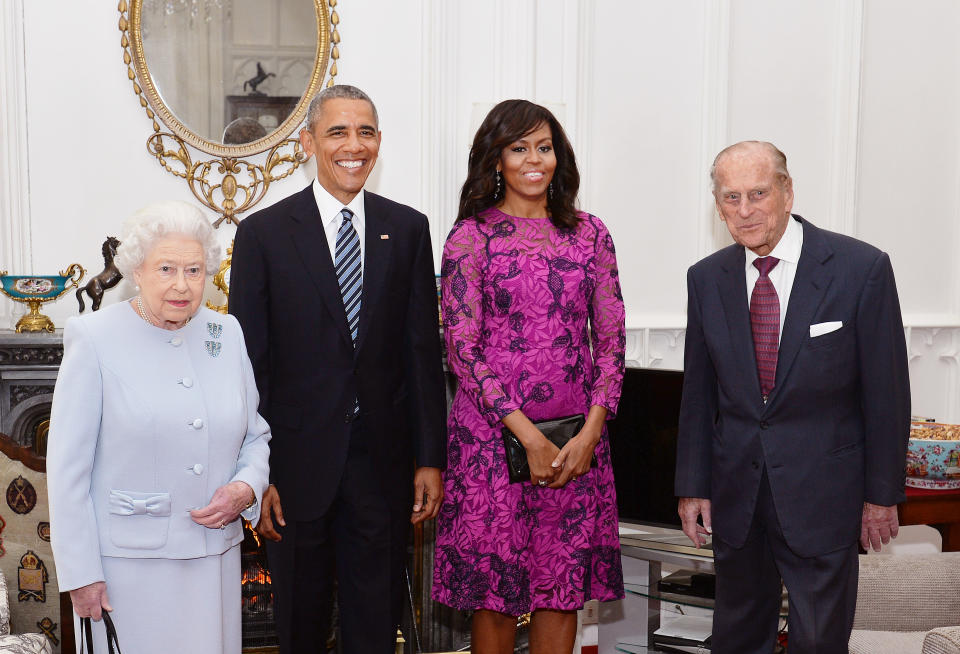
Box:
(79, 611, 123, 654)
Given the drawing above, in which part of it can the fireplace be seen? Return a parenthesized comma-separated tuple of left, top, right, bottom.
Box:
(240, 523, 278, 650)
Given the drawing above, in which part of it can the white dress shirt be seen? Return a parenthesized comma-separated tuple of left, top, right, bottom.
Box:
(744, 215, 804, 341)
(312, 178, 366, 275)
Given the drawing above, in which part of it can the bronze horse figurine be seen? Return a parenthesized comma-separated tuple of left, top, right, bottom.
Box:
(77, 236, 122, 312)
(244, 61, 275, 95)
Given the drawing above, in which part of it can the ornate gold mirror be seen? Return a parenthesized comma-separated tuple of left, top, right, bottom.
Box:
(118, 0, 340, 226)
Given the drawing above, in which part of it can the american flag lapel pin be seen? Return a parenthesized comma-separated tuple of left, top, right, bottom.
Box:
(380, 234, 389, 240)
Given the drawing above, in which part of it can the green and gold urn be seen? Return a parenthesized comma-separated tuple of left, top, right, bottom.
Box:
(0, 264, 85, 332)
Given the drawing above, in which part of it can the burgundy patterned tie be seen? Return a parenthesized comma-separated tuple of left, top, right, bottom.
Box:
(751, 256, 780, 402)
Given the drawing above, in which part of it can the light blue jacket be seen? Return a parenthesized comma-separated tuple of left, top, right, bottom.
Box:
(47, 302, 271, 591)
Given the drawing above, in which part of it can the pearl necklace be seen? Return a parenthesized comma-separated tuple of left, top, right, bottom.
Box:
(135, 296, 191, 329)
(136, 296, 159, 327)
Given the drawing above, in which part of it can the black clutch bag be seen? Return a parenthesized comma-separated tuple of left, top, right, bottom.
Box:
(501, 414, 594, 484)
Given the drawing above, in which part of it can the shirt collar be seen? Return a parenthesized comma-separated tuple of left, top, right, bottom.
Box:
(311, 179, 365, 229)
(745, 214, 803, 269)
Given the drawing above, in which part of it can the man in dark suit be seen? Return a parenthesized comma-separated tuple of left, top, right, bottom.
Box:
(229, 85, 446, 654)
(675, 141, 910, 653)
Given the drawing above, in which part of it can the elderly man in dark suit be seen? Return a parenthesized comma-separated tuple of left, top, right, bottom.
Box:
(675, 141, 910, 653)
(229, 85, 446, 654)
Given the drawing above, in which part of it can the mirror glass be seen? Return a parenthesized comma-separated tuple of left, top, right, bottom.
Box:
(140, 0, 319, 146)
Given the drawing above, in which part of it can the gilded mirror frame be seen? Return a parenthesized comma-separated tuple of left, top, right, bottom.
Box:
(117, 0, 339, 226)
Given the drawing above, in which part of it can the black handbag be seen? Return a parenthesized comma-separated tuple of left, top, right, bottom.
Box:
(79, 611, 123, 654)
(501, 414, 594, 483)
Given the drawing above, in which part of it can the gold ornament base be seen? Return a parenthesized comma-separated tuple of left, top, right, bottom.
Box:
(15, 301, 56, 333)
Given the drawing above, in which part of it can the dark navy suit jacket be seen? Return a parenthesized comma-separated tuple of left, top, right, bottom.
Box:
(675, 216, 910, 557)
(229, 185, 447, 521)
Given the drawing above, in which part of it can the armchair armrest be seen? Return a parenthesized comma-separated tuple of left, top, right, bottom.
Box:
(924, 627, 960, 654)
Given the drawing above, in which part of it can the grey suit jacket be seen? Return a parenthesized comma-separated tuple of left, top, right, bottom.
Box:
(47, 303, 271, 591)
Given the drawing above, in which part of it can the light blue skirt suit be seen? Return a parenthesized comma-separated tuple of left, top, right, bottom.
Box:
(47, 302, 271, 653)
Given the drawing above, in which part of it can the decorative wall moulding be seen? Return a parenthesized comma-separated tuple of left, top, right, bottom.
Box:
(826, 0, 864, 237)
(624, 327, 685, 371)
(0, 0, 33, 329)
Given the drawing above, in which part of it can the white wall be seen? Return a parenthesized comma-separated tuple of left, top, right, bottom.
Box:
(2, 0, 959, 420)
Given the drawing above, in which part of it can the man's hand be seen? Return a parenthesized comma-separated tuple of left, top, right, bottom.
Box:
(861, 502, 899, 552)
(70, 581, 111, 621)
(411, 467, 443, 524)
(678, 497, 713, 548)
(256, 484, 285, 542)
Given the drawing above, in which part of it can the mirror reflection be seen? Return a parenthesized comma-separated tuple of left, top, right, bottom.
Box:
(141, 0, 318, 145)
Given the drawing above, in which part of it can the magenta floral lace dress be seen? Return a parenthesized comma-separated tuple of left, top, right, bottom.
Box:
(432, 208, 626, 615)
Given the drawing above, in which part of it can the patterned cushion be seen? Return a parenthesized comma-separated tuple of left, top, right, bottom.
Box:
(849, 630, 926, 654)
(0, 633, 52, 654)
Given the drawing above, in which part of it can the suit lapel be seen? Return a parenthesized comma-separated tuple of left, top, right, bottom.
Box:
(766, 218, 834, 408)
(355, 191, 392, 351)
(716, 245, 763, 401)
(287, 186, 353, 349)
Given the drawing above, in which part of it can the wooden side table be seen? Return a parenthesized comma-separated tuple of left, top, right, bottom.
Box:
(898, 487, 960, 551)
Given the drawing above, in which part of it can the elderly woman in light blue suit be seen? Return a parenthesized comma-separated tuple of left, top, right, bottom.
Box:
(47, 201, 271, 654)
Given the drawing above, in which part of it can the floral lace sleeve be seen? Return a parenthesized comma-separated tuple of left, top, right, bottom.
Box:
(440, 220, 521, 425)
(586, 216, 626, 416)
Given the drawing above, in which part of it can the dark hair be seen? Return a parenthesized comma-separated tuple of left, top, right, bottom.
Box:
(305, 84, 379, 131)
(456, 99, 580, 229)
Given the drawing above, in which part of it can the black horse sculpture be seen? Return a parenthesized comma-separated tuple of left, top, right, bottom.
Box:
(77, 236, 122, 312)
(244, 62, 275, 95)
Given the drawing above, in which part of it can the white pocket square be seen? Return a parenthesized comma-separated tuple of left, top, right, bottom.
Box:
(810, 321, 843, 337)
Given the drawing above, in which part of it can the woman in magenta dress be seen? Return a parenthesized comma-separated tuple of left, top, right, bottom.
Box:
(433, 99, 626, 654)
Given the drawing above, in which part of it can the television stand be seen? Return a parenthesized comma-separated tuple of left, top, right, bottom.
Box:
(620, 524, 715, 651)
(618, 524, 787, 652)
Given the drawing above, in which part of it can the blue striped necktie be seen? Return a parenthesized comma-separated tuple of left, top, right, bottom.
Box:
(335, 208, 362, 347)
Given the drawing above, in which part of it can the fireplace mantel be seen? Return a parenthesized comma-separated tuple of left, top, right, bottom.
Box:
(0, 330, 61, 452)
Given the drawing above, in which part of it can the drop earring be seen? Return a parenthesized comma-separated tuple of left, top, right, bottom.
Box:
(495, 170, 502, 199)
(548, 182, 554, 200)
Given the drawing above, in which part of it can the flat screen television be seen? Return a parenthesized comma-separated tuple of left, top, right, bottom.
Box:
(607, 367, 685, 528)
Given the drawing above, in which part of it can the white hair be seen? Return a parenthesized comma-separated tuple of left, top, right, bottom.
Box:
(114, 201, 221, 278)
(710, 141, 791, 194)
